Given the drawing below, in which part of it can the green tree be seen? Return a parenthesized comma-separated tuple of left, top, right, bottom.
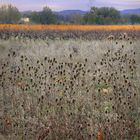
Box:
(130, 14, 140, 24)
(30, 11, 41, 23)
(40, 6, 57, 24)
(68, 13, 84, 24)
(30, 6, 57, 24)
(0, 4, 21, 23)
(84, 7, 121, 25)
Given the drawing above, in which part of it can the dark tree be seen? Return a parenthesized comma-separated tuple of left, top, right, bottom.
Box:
(30, 6, 57, 24)
(0, 4, 21, 23)
(30, 12, 41, 24)
(130, 14, 140, 24)
(84, 7, 121, 25)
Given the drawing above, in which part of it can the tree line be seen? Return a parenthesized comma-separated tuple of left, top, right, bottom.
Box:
(0, 4, 140, 25)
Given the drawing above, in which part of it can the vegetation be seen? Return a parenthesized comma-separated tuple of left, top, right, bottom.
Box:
(0, 4, 140, 25)
(56, 13, 84, 24)
(0, 31, 140, 140)
(30, 6, 57, 24)
(1, 24, 140, 31)
(84, 7, 121, 25)
(130, 15, 140, 24)
(0, 3, 140, 140)
(0, 25, 139, 41)
(0, 4, 21, 24)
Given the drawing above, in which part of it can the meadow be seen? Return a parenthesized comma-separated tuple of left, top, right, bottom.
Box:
(0, 26, 140, 140)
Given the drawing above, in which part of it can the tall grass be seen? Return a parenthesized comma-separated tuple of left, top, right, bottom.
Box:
(0, 33, 140, 140)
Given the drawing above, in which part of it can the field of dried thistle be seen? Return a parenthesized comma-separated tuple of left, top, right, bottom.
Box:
(0, 29, 140, 140)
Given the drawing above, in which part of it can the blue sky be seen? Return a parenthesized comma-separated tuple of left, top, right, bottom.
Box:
(0, 0, 140, 11)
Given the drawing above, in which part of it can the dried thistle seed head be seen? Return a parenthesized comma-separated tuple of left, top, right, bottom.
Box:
(105, 110, 108, 114)
(134, 93, 136, 96)
(69, 54, 72, 58)
(98, 89, 101, 92)
(112, 106, 115, 109)
(108, 50, 111, 53)
(85, 58, 88, 62)
(12, 51, 16, 56)
(25, 57, 28, 61)
(93, 77, 96, 81)
(37, 60, 40, 64)
(100, 62, 103, 65)
(44, 56, 47, 61)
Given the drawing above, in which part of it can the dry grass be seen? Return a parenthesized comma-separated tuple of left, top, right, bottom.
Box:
(0, 33, 140, 140)
(0, 28, 140, 41)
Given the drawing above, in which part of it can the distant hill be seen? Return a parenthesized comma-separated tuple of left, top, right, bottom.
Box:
(121, 8, 140, 14)
(21, 10, 87, 17)
(21, 8, 140, 17)
(56, 9, 140, 16)
(21, 11, 32, 15)
(55, 10, 87, 15)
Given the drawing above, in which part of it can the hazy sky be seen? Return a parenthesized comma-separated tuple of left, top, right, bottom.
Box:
(0, 0, 140, 11)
